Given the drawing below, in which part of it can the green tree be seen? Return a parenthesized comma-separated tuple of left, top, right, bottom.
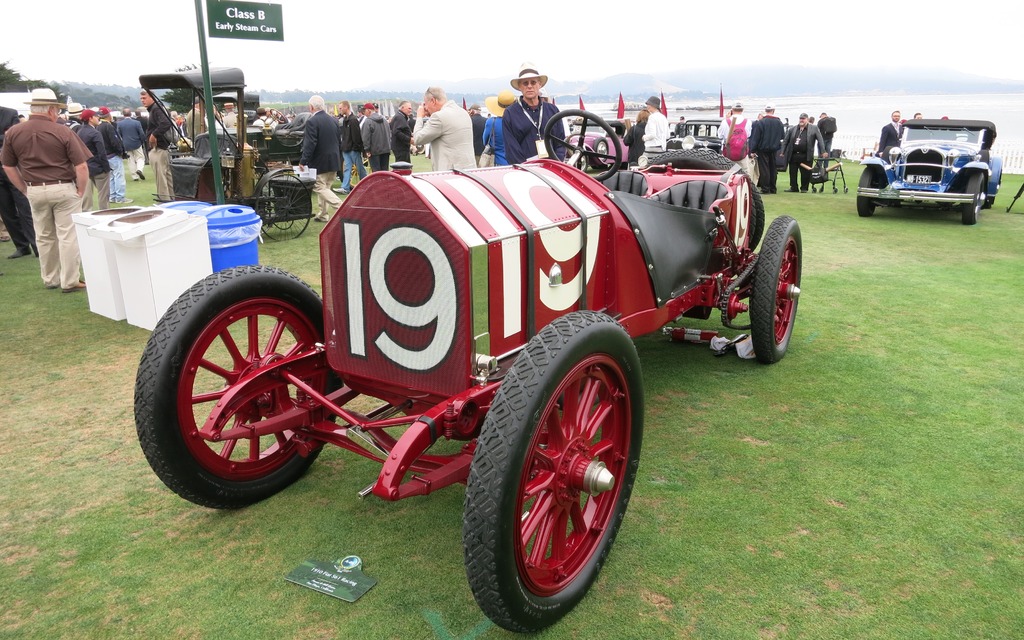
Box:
(161, 88, 196, 113)
(0, 61, 50, 91)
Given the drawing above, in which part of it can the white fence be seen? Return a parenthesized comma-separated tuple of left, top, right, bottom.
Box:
(832, 134, 1024, 174)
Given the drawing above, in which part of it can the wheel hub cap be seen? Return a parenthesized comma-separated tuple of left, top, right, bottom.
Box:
(566, 455, 615, 496)
(582, 460, 615, 495)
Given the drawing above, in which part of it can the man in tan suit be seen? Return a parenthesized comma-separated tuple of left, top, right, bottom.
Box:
(410, 87, 476, 171)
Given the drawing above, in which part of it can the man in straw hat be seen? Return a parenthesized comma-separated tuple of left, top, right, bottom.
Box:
(64, 102, 84, 131)
(503, 62, 565, 165)
(482, 90, 515, 166)
(1, 88, 90, 292)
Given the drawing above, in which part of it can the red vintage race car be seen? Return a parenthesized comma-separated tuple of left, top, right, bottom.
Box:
(134, 110, 802, 632)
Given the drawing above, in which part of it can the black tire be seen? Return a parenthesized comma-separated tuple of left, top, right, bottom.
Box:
(961, 172, 984, 225)
(647, 147, 734, 171)
(751, 217, 801, 364)
(857, 170, 877, 217)
(748, 186, 766, 251)
(984, 171, 1001, 209)
(464, 311, 644, 632)
(135, 266, 328, 508)
(587, 139, 610, 171)
(253, 170, 313, 241)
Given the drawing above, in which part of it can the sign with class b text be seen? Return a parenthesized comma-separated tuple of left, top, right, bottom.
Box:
(208, 1, 283, 41)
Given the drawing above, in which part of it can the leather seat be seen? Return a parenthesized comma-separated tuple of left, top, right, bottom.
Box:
(650, 180, 728, 211)
(190, 133, 239, 159)
(601, 171, 649, 197)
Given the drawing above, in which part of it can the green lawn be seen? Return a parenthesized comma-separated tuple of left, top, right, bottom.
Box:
(1, 161, 1021, 639)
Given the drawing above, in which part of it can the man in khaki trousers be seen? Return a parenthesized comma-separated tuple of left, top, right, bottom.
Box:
(298, 95, 342, 222)
(1, 89, 90, 293)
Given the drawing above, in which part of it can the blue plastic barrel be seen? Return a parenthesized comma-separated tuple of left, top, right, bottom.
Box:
(193, 205, 262, 272)
(160, 201, 212, 214)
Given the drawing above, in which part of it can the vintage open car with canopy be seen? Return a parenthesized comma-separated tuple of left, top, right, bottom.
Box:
(139, 68, 316, 238)
(133, 110, 802, 632)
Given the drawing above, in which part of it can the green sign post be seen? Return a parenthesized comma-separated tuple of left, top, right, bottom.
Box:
(190, 1, 284, 204)
(207, 1, 284, 41)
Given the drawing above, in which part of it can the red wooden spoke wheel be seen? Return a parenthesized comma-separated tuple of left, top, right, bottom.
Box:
(176, 298, 322, 480)
(464, 311, 644, 632)
(514, 353, 631, 595)
(135, 267, 327, 508)
(751, 216, 802, 364)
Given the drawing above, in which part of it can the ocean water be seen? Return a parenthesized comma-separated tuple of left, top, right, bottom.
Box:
(576, 93, 1024, 143)
(752, 93, 1024, 143)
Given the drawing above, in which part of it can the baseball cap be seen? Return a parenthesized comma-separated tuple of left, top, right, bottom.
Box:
(80, 109, 97, 121)
(97, 106, 111, 117)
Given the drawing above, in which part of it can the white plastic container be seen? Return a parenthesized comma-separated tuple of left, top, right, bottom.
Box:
(88, 208, 212, 330)
(72, 206, 145, 320)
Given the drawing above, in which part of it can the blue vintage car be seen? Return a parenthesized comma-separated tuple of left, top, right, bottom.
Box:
(857, 119, 1002, 225)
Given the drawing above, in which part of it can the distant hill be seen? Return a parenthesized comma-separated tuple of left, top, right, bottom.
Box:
(346, 65, 1024, 101)
(53, 81, 140, 109)
(59, 65, 1024, 109)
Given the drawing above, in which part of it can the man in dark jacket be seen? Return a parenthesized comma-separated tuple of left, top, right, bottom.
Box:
(751, 104, 786, 194)
(0, 105, 38, 258)
(97, 107, 131, 204)
(359, 103, 391, 172)
(782, 113, 826, 193)
(299, 95, 342, 222)
(140, 89, 174, 201)
(337, 100, 365, 194)
(118, 107, 146, 181)
(76, 109, 110, 210)
(818, 112, 837, 154)
(468, 104, 486, 164)
(877, 110, 902, 157)
(390, 100, 413, 164)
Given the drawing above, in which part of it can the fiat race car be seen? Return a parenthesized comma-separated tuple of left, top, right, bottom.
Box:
(857, 119, 1002, 225)
(134, 109, 802, 632)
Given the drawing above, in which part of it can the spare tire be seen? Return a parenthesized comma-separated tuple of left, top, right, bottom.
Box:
(647, 148, 735, 171)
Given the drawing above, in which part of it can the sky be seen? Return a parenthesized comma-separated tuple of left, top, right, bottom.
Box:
(5, 0, 1023, 93)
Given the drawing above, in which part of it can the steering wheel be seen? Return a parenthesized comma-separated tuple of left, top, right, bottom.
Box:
(542, 108, 623, 182)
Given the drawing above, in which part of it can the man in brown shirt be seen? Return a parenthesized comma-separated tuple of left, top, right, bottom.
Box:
(1, 88, 91, 292)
